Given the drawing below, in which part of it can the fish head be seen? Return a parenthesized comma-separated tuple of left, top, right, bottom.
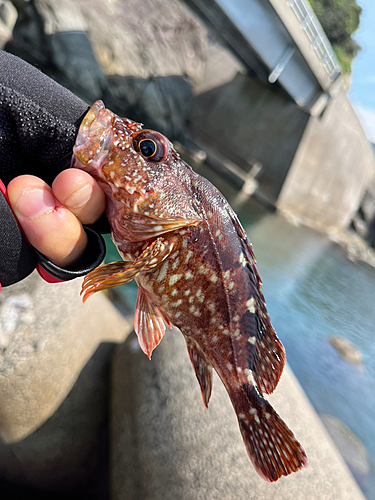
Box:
(72, 101, 201, 239)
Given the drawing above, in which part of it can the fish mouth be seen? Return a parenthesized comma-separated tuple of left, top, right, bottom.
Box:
(73, 100, 114, 164)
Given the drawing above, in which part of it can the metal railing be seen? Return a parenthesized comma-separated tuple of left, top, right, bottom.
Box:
(287, 0, 341, 81)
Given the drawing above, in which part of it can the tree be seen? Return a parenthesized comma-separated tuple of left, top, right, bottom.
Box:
(309, 0, 362, 75)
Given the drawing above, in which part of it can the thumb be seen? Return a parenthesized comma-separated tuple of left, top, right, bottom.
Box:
(7, 175, 87, 268)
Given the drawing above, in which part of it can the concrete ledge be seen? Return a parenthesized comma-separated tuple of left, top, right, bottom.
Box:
(111, 327, 365, 500)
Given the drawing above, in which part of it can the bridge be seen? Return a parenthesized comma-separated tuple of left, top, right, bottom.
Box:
(184, 0, 375, 230)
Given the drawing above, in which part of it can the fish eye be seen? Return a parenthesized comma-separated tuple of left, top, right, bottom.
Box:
(133, 130, 169, 162)
(139, 138, 157, 158)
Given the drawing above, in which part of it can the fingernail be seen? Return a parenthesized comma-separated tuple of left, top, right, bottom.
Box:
(15, 188, 55, 220)
(64, 184, 93, 209)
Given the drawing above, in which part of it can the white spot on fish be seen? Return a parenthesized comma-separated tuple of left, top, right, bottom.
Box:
(245, 369, 255, 385)
(226, 362, 233, 371)
(169, 274, 182, 286)
(233, 315, 240, 322)
(171, 289, 178, 297)
(248, 336, 256, 345)
(172, 258, 180, 270)
(184, 290, 191, 296)
(185, 270, 193, 279)
(210, 275, 218, 283)
(223, 270, 230, 279)
(228, 282, 235, 290)
(153, 225, 163, 231)
(207, 303, 215, 313)
(185, 250, 193, 263)
(172, 299, 182, 307)
(246, 297, 256, 314)
(157, 261, 169, 282)
(215, 230, 221, 237)
(234, 329, 241, 338)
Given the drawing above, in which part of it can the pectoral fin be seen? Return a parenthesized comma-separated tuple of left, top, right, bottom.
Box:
(134, 286, 172, 359)
(123, 213, 202, 241)
(81, 236, 177, 302)
(186, 342, 213, 409)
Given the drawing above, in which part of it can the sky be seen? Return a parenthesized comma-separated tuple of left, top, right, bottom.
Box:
(348, 0, 375, 144)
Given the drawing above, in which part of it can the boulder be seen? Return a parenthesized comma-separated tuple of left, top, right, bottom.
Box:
(320, 414, 371, 476)
(0, 272, 132, 496)
(329, 335, 362, 365)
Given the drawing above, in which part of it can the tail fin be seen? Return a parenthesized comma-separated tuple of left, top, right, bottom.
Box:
(235, 384, 307, 482)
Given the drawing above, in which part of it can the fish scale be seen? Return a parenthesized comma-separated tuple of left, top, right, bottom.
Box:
(72, 100, 307, 482)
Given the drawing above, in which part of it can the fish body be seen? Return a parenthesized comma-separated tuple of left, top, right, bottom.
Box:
(72, 101, 307, 481)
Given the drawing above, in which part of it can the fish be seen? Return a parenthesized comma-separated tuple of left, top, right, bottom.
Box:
(72, 100, 307, 482)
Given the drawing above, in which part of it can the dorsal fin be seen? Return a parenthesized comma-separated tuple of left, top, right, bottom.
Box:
(228, 208, 286, 394)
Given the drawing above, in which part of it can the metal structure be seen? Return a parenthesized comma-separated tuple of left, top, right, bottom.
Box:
(184, 0, 342, 113)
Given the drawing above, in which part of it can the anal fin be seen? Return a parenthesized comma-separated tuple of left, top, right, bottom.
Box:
(134, 286, 171, 359)
(186, 342, 213, 409)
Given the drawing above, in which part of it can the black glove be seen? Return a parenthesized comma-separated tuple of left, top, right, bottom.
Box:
(0, 50, 106, 287)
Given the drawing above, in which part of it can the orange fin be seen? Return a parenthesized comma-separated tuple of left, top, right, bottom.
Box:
(187, 342, 213, 409)
(122, 212, 202, 241)
(236, 384, 307, 482)
(134, 286, 171, 359)
(81, 236, 177, 302)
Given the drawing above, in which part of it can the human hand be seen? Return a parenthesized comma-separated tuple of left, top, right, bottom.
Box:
(7, 169, 106, 268)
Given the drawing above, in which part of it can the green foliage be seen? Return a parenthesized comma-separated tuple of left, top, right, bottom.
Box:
(309, 0, 362, 75)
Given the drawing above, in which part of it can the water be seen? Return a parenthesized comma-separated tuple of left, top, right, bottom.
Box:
(104, 164, 375, 498)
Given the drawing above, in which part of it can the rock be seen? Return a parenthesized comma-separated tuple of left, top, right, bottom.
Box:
(104, 74, 193, 141)
(4, 0, 237, 141)
(320, 415, 372, 476)
(328, 335, 362, 365)
(111, 327, 365, 500)
(0, 0, 17, 48)
(0, 271, 132, 496)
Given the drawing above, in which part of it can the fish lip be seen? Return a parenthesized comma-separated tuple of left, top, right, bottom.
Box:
(75, 100, 106, 147)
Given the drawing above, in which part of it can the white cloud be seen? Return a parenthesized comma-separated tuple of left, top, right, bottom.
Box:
(354, 106, 375, 144)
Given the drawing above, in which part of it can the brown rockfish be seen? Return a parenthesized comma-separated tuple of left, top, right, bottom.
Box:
(72, 101, 307, 482)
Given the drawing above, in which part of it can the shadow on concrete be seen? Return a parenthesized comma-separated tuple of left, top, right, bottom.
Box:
(0, 342, 119, 500)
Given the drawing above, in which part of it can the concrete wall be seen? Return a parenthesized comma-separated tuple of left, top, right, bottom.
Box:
(189, 72, 310, 203)
(277, 88, 375, 230)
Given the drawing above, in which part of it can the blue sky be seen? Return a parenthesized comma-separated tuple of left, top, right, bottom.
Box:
(348, 0, 375, 143)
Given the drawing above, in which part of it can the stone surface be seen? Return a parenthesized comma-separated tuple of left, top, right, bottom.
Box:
(320, 415, 372, 476)
(111, 327, 365, 500)
(0, 272, 132, 496)
(328, 335, 362, 365)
